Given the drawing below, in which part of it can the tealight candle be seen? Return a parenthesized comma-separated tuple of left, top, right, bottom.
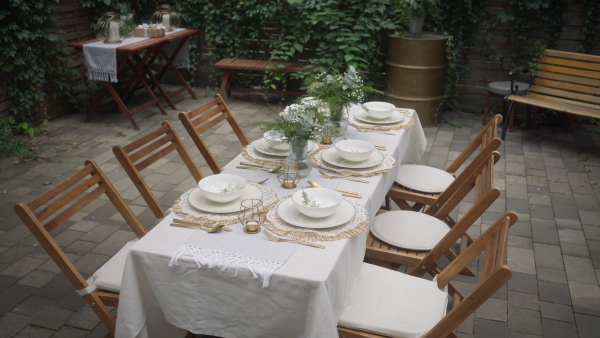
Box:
(162, 13, 171, 31)
(108, 21, 119, 43)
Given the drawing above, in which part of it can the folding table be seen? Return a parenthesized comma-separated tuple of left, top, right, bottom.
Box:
(70, 29, 199, 130)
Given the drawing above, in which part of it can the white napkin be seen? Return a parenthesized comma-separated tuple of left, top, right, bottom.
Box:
(169, 225, 299, 288)
(164, 28, 190, 69)
(82, 37, 148, 83)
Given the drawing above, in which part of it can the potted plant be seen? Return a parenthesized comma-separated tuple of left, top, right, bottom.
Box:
(396, 0, 440, 38)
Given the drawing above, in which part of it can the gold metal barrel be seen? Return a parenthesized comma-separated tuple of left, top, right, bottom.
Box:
(384, 33, 447, 125)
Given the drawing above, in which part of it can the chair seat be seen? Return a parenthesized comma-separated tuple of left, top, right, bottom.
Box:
(91, 239, 138, 293)
(488, 81, 529, 96)
(371, 211, 450, 251)
(395, 165, 454, 194)
(338, 263, 448, 337)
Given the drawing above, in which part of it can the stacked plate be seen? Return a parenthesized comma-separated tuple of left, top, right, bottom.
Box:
(252, 138, 316, 157)
(320, 147, 384, 170)
(353, 107, 406, 125)
(276, 198, 356, 229)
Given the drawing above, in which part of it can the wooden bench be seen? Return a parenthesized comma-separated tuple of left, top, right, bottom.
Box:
(502, 49, 600, 139)
(214, 58, 310, 97)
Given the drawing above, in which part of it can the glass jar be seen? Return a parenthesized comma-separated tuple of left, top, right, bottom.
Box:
(94, 12, 128, 44)
(150, 5, 181, 32)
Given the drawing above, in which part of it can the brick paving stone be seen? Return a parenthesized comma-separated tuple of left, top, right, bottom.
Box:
(0, 273, 18, 290)
(66, 306, 101, 331)
(539, 301, 575, 322)
(475, 297, 507, 321)
(508, 307, 543, 335)
(30, 306, 74, 331)
(533, 243, 564, 270)
(527, 194, 551, 206)
(35, 274, 73, 300)
(563, 256, 598, 284)
(555, 218, 582, 230)
(0, 283, 36, 316)
(560, 243, 590, 258)
(548, 181, 572, 195)
(50, 327, 89, 337)
(532, 225, 559, 245)
(12, 294, 54, 317)
(538, 281, 571, 305)
(569, 281, 600, 316)
(1, 256, 46, 278)
(474, 318, 508, 338)
(0, 312, 31, 337)
(17, 270, 56, 288)
(508, 235, 533, 249)
(574, 313, 600, 338)
(13, 325, 54, 337)
(508, 247, 536, 274)
(541, 318, 578, 338)
(529, 204, 555, 220)
(507, 291, 539, 311)
(582, 224, 600, 241)
(558, 228, 586, 244)
(508, 272, 538, 294)
(0, 244, 36, 265)
(506, 198, 530, 214)
(78, 224, 119, 244)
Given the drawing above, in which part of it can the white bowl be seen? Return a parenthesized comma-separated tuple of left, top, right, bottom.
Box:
(263, 130, 289, 151)
(363, 101, 395, 120)
(334, 140, 375, 162)
(198, 174, 247, 203)
(292, 188, 343, 218)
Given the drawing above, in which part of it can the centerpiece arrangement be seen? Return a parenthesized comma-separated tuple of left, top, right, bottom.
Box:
(256, 100, 327, 178)
(305, 66, 381, 136)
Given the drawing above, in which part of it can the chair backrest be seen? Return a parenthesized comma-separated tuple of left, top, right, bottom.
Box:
(423, 211, 518, 337)
(445, 114, 502, 175)
(13, 160, 147, 336)
(113, 121, 203, 218)
(178, 94, 250, 174)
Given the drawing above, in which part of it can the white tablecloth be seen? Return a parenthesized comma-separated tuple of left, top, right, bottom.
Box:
(115, 111, 426, 338)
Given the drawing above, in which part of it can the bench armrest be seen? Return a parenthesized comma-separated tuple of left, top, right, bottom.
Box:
(507, 67, 532, 96)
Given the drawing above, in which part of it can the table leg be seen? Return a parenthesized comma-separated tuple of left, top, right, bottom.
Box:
(219, 69, 233, 96)
(105, 82, 140, 130)
(155, 37, 198, 102)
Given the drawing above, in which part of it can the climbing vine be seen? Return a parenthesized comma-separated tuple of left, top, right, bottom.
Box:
(580, 0, 600, 53)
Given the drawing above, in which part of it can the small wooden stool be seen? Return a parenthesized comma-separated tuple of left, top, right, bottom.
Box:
(482, 81, 529, 130)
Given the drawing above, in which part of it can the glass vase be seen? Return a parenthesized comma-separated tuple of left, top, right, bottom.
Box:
(331, 106, 349, 136)
(287, 138, 313, 178)
(409, 12, 426, 39)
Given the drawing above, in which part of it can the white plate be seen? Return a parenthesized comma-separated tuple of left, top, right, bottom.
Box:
(253, 138, 316, 157)
(188, 184, 263, 213)
(277, 198, 355, 229)
(321, 147, 384, 169)
(354, 109, 405, 125)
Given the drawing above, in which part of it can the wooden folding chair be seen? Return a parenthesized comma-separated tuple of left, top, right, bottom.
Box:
(387, 114, 502, 211)
(367, 138, 502, 276)
(178, 94, 250, 174)
(338, 211, 517, 338)
(113, 121, 203, 219)
(13, 160, 147, 338)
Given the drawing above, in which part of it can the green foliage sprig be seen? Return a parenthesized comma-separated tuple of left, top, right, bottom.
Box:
(581, 0, 600, 53)
(254, 100, 327, 142)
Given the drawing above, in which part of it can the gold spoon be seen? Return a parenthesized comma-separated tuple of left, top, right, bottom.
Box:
(172, 219, 232, 232)
(170, 223, 230, 233)
(236, 166, 280, 173)
(306, 181, 362, 199)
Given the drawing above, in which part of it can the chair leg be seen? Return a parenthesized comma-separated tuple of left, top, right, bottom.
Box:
(532, 106, 539, 129)
(501, 101, 516, 140)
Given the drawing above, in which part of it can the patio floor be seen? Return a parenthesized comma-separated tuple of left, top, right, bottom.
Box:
(0, 87, 599, 337)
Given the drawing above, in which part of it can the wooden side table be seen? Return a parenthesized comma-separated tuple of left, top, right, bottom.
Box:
(482, 81, 530, 131)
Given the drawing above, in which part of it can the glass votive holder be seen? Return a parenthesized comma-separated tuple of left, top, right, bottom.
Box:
(277, 159, 300, 189)
(238, 199, 264, 234)
(320, 121, 337, 145)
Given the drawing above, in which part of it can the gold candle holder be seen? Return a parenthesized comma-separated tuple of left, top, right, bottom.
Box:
(277, 159, 300, 189)
(238, 199, 264, 234)
(320, 121, 337, 145)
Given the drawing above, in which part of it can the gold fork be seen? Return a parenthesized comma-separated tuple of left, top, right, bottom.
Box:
(318, 170, 369, 183)
(355, 127, 395, 135)
(263, 231, 325, 249)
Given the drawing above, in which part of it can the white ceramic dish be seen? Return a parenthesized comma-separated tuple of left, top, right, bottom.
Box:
(263, 130, 289, 151)
(291, 188, 343, 218)
(198, 174, 247, 203)
(321, 147, 384, 169)
(253, 138, 316, 157)
(363, 101, 395, 120)
(334, 140, 375, 162)
(354, 109, 405, 125)
(188, 184, 263, 213)
(277, 198, 355, 228)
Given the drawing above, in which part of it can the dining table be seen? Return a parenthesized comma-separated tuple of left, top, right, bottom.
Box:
(115, 108, 427, 338)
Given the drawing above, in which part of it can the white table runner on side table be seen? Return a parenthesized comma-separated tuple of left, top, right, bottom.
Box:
(115, 110, 426, 338)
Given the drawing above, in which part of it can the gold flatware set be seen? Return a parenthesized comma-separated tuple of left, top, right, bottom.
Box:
(307, 181, 362, 199)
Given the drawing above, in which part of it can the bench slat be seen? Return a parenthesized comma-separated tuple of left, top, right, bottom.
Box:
(533, 78, 600, 96)
(545, 49, 600, 63)
(536, 70, 600, 87)
(520, 92, 600, 110)
(530, 85, 600, 105)
(538, 63, 600, 80)
(509, 93, 600, 119)
(541, 56, 600, 72)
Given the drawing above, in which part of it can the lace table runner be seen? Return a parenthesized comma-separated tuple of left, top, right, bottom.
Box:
(264, 196, 368, 242)
(172, 183, 279, 226)
(347, 106, 416, 131)
(310, 148, 396, 177)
